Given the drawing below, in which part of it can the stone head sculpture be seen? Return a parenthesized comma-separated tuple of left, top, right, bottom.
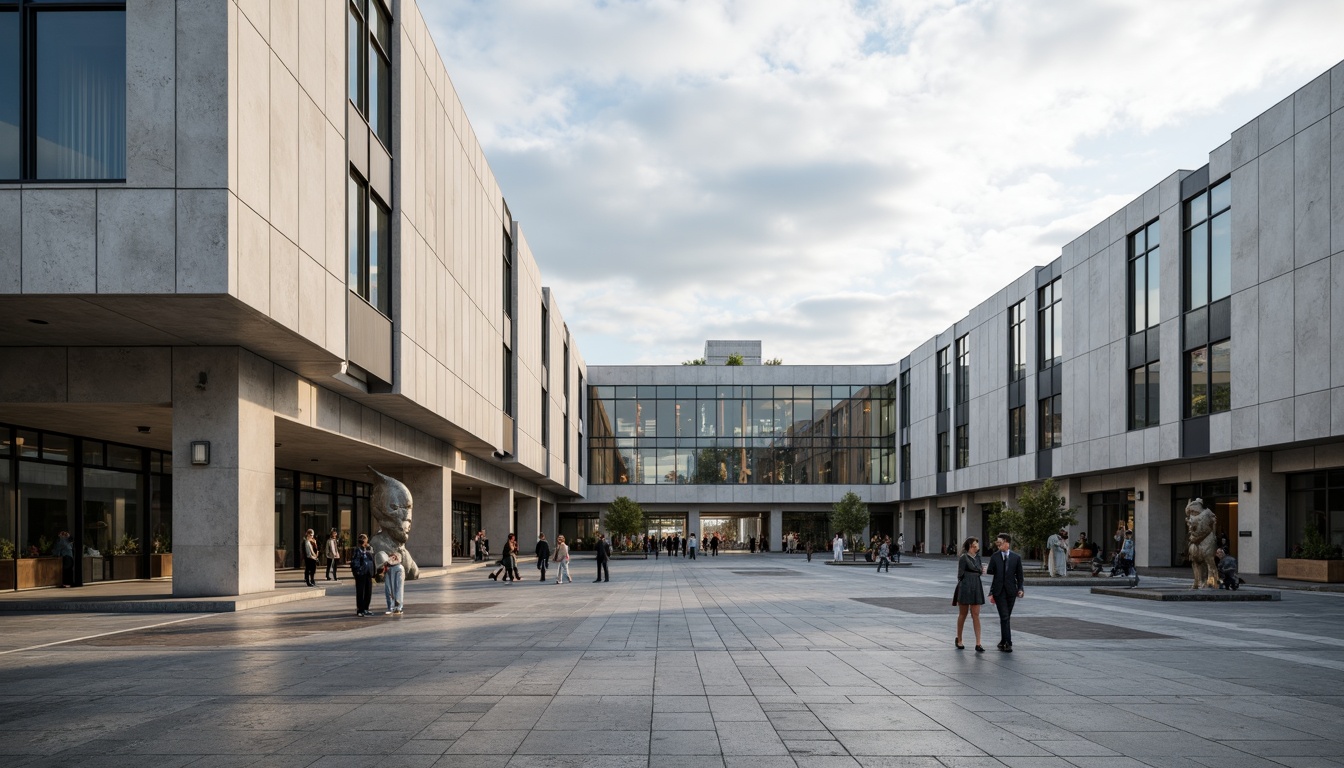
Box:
(369, 466, 413, 544)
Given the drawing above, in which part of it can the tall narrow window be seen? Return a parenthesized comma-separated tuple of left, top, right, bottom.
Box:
(1186, 341, 1230, 417)
(541, 305, 550, 369)
(1008, 300, 1026, 382)
(955, 424, 969, 469)
(541, 389, 549, 448)
(1038, 394, 1061, 450)
(1184, 179, 1231, 309)
(898, 371, 910, 429)
(936, 347, 951, 413)
(955, 335, 970, 408)
(937, 431, 950, 473)
(1008, 405, 1026, 457)
(2, 2, 126, 181)
(503, 345, 514, 417)
(1038, 279, 1062, 369)
(349, 0, 390, 148)
(1129, 220, 1161, 333)
(502, 229, 514, 320)
(1129, 361, 1161, 429)
(347, 173, 390, 316)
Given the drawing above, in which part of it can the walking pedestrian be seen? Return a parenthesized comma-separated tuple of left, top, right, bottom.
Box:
(594, 533, 611, 582)
(1120, 529, 1138, 583)
(806, 539, 814, 562)
(953, 537, 986, 652)
(350, 533, 375, 616)
(504, 533, 520, 582)
(876, 536, 891, 573)
(535, 533, 551, 581)
(554, 535, 573, 583)
(895, 533, 904, 564)
(381, 550, 404, 615)
(986, 533, 1024, 652)
(302, 529, 319, 586)
(325, 529, 342, 582)
(710, 534, 719, 556)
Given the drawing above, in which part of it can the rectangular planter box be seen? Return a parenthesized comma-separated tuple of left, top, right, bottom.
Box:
(0, 559, 14, 590)
(16, 557, 62, 589)
(1277, 558, 1344, 583)
(150, 553, 172, 578)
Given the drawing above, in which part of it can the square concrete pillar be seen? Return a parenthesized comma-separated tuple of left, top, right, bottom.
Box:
(540, 501, 558, 544)
(171, 348, 275, 597)
(1135, 468, 1172, 567)
(1238, 452, 1285, 575)
(687, 509, 701, 541)
(480, 486, 513, 552)
(401, 466, 451, 568)
(766, 509, 781, 552)
(516, 495, 541, 540)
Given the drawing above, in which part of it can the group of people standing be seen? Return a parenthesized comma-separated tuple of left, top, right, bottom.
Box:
(645, 532, 723, 558)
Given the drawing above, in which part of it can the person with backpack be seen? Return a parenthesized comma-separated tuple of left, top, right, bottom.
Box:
(350, 534, 376, 617)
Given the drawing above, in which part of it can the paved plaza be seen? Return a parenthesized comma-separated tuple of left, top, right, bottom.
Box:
(2, 555, 1344, 768)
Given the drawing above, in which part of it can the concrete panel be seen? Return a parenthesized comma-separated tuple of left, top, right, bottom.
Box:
(296, 0, 324, 104)
(324, 121, 345, 279)
(1294, 258, 1331, 394)
(1294, 390, 1330, 441)
(298, 253, 327, 347)
(402, 466, 452, 568)
(126, 0, 175, 187)
(1335, 60, 1344, 112)
(22, 190, 96, 293)
(1260, 94, 1294, 151)
(175, 189, 230, 294)
(67, 347, 172, 403)
(1231, 286, 1259, 407)
(1230, 119, 1257, 169)
(1258, 140, 1294, 281)
(1230, 160, 1259, 294)
(174, 0, 229, 187)
(237, 203, 270, 313)
(97, 189, 175, 294)
(325, 271, 345, 358)
(1258, 397, 1294, 447)
(1209, 140, 1230, 182)
(236, 0, 268, 43)
(1333, 112, 1344, 258)
(1336, 253, 1344, 388)
(297, 94, 326, 264)
(1335, 388, 1344, 437)
(1258, 273, 1294, 403)
(1295, 119, 1331, 268)
(1232, 405, 1259, 450)
(0, 348, 68, 401)
(1159, 206, 1182, 322)
(269, 57, 299, 242)
(324, 0, 345, 123)
(0, 190, 19, 293)
(1209, 410, 1231, 455)
(1294, 71, 1331, 130)
(269, 0, 297, 75)
(237, 20, 270, 217)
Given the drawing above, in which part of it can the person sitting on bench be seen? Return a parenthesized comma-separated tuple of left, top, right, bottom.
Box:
(1215, 548, 1240, 590)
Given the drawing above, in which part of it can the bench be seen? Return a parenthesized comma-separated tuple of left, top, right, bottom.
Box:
(1066, 548, 1095, 571)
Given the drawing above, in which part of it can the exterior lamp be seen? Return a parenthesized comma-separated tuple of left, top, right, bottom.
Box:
(1136, 491, 1144, 501)
(190, 441, 210, 466)
(1243, 481, 1252, 493)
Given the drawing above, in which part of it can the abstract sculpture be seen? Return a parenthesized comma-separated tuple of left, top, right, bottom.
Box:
(369, 466, 419, 580)
(1185, 497, 1218, 589)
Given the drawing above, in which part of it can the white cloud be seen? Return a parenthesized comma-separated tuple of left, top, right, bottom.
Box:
(422, 0, 1344, 366)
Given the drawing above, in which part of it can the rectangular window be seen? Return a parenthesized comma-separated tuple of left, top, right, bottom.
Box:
(1038, 394, 1061, 450)
(1008, 405, 1026, 457)
(1186, 340, 1230, 418)
(937, 431, 949, 473)
(2, 2, 126, 181)
(1008, 300, 1026, 382)
(541, 306, 550, 368)
(1038, 279, 1062, 369)
(898, 371, 910, 429)
(936, 347, 951, 413)
(541, 389, 549, 448)
(900, 443, 911, 480)
(955, 424, 969, 469)
(1129, 361, 1160, 429)
(955, 335, 970, 406)
(502, 345, 514, 417)
(502, 229, 513, 320)
(1129, 220, 1161, 333)
(1184, 178, 1231, 310)
(348, 0, 390, 149)
(347, 173, 390, 316)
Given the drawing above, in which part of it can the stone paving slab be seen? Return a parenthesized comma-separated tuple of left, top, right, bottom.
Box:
(1, 554, 1343, 768)
(1091, 587, 1281, 602)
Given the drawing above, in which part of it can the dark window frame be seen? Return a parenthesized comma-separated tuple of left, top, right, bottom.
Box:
(954, 423, 969, 470)
(1008, 300, 1026, 383)
(955, 334, 970, 407)
(502, 228, 514, 320)
(1129, 219, 1161, 333)
(347, 171, 390, 316)
(1183, 178, 1231, 311)
(348, 0, 391, 151)
(936, 346, 951, 413)
(1008, 404, 1026, 457)
(1038, 394, 1061, 450)
(1185, 340, 1230, 418)
(1128, 360, 1161, 429)
(1038, 278, 1062, 370)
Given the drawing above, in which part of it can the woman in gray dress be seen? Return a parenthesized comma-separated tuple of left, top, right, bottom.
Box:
(954, 537, 986, 652)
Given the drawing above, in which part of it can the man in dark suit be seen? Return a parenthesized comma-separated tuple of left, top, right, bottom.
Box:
(985, 532, 1025, 652)
(594, 533, 611, 582)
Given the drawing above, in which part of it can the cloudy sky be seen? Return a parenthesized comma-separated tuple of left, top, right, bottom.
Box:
(422, 1, 1344, 367)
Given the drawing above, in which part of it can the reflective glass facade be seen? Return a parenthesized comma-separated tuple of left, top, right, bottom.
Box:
(588, 384, 896, 485)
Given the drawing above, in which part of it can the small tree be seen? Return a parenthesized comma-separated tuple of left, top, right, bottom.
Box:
(682, 358, 706, 366)
(604, 496, 646, 551)
(764, 358, 783, 366)
(725, 353, 745, 366)
(829, 491, 869, 552)
(991, 479, 1077, 561)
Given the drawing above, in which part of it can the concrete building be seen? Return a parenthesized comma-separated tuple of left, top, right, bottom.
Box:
(572, 58, 1344, 574)
(0, 0, 585, 594)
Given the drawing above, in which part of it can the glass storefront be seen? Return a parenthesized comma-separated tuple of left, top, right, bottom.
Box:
(0, 423, 171, 590)
(453, 500, 481, 558)
(1087, 490, 1135, 560)
(558, 512, 600, 550)
(1286, 470, 1344, 557)
(587, 384, 896, 486)
(274, 469, 372, 569)
(1171, 479, 1237, 564)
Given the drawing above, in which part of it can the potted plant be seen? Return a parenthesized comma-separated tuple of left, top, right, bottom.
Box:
(109, 534, 141, 580)
(1277, 526, 1344, 583)
(275, 539, 288, 569)
(16, 537, 61, 588)
(0, 538, 15, 590)
(150, 531, 172, 578)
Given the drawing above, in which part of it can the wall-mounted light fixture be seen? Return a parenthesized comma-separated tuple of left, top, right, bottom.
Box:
(190, 441, 210, 465)
(1243, 481, 1252, 493)
(196, 371, 209, 390)
(1136, 491, 1144, 501)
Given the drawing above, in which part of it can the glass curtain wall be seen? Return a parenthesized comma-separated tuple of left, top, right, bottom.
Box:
(1171, 480, 1237, 564)
(1087, 490, 1135, 561)
(453, 500, 482, 559)
(1286, 470, 1344, 557)
(275, 470, 372, 569)
(587, 384, 896, 486)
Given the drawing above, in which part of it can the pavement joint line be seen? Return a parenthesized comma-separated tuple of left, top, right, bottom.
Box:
(1246, 650, 1344, 673)
(0, 613, 211, 656)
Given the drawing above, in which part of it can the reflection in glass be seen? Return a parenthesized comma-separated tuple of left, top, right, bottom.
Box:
(18, 461, 73, 560)
(347, 5, 362, 110)
(1210, 340, 1231, 414)
(1187, 223, 1208, 308)
(1188, 192, 1207, 224)
(1210, 212, 1230, 302)
(1210, 179, 1230, 213)
(370, 39, 390, 148)
(82, 468, 142, 581)
(0, 10, 16, 178)
(1130, 253, 1145, 334)
(1188, 347, 1209, 417)
(35, 11, 125, 179)
(369, 194, 390, 315)
(1147, 246, 1160, 328)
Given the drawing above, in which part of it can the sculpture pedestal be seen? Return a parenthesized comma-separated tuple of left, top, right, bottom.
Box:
(1091, 586, 1279, 601)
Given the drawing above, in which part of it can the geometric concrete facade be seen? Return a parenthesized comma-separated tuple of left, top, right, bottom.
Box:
(0, 0, 585, 595)
(574, 58, 1344, 575)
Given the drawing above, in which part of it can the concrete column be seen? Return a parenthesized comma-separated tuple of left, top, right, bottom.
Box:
(900, 506, 919, 554)
(926, 508, 943, 557)
(171, 348, 275, 597)
(1238, 452, 1284, 575)
(540, 501, 558, 544)
(1135, 468, 1171, 567)
(401, 466, 451, 568)
(768, 509, 782, 552)
(480, 486, 513, 553)
(687, 509, 700, 541)
(516, 495, 541, 540)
